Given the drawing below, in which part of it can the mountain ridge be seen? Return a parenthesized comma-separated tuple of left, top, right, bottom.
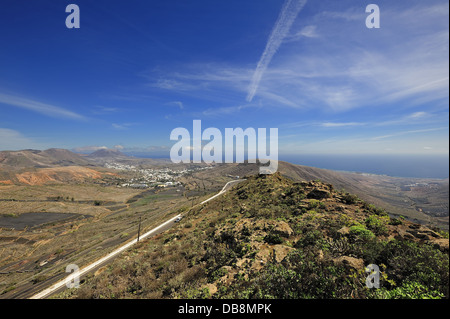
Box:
(0, 148, 90, 169)
(87, 149, 127, 158)
(61, 172, 449, 299)
(0, 149, 448, 228)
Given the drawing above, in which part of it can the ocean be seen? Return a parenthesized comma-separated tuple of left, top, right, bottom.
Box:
(279, 154, 449, 179)
(131, 152, 449, 179)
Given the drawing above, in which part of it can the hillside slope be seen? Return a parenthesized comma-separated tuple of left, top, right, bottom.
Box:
(0, 149, 113, 185)
(85, 148, 172, 166)
(179, 161, 449, 229)
(62, 173, 449, 299)
(0, 149, 89, 169)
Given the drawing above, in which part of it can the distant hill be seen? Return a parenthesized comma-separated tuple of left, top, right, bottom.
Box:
(85, 148, 173, 166)
(177, 161, 448, 229)
(87, 149, 127, 159)
(1, 150, 447, 227)
(0, 148, 105, 185)
(62, 172, 449, 299)
(0, 148, 89, 169)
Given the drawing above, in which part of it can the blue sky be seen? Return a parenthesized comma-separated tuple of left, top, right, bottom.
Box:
(0, 0, 448, 157)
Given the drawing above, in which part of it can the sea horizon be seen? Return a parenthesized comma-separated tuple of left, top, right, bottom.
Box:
(125, 152, 449, 180)
(281, 154, 449, 179)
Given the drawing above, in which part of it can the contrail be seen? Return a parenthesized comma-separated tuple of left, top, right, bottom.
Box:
(246, 0, 307, 102)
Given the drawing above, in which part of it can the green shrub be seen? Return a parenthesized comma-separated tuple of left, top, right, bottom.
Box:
(208, 267, 228, 283)
(32, 275, 48, 284)
(349, 225, 375, 241)
(295, 229, 326, 249)
(342, 193, 359, 205)
(436, 229, 449, 239)
(223, 250, 359, 299)
(389, 217, 403, 226)
(264, 233, 284, 245)
(308, 200, 320, 209)
(365, 215, 389, 236)
(1, 213, 17, 218)
(372, 281, 444, 299)
(183, 287, 211, 299)
(378, 240, 448, 296)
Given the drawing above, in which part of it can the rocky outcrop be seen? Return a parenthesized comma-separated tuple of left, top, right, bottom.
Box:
(272, 221, 294, 238)
(333, 256, 365, 271)
(431, 238, 449, 253)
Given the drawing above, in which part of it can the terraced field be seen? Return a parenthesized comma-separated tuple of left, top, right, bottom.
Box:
(0, 181, 195, 298)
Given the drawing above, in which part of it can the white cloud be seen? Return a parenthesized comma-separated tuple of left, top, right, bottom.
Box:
(408, 112, 428, 119)
(286, 25, 319, 42)
(279, 130, 449, 155)
(0, 128, 43, 151)
(321, 122, 365, 128)
(111, 123, 138, 130)
(112, 123, 126, 130)
(319, 9, 363, 22)
(253, 2, 449, 112)
(297, 25, 318, 38)
(371, 127, 448, 140)
(142, 1, 448, 117)
(201, 103, 257, 117)
(0, 92, 85, 120)
(165, 101, 184, 109)
(72, 145, 108, 153)
(150, 78, 199, 91)
(91, 106, 120, 114)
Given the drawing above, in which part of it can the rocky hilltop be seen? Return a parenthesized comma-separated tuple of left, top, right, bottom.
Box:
(63, 172, 449, 299)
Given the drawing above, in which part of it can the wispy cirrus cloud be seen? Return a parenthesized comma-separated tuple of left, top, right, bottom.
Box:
(0, 128, 45, 150)
(284, 111, 444, 129)
(91, 105, 120, 114)
(371, 127, 448, 140)
(141, 0, 447, 121)
(285, 25, 319, 42)
(112, 122, 138, 130)
(200, 103, 258, 117)
(246, 0, 308, 102)
(321, 122, 365, 128)
(165, 101, 184, 110)
(0, 92, 85, 120)
(146, 64, 251, 92)
(150, 78, 199, 91)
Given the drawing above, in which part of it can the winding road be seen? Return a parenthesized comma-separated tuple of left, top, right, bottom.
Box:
(30, 179, 243, 299)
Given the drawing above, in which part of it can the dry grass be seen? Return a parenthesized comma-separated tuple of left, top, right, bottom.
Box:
(0, 182, 192, 298)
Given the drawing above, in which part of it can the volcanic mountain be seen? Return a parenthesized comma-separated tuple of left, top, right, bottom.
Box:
(0, 148, 103, 185)
(0, 148, 89, 169)
(87, 148, 127, 159)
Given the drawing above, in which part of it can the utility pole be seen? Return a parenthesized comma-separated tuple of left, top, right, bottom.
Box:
(137, 216, 141, 242)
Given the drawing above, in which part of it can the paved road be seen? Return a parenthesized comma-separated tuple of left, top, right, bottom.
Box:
(30, 214, 181, 299)
(30, 179, 243, 299)
(200, 179, 244, 205)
